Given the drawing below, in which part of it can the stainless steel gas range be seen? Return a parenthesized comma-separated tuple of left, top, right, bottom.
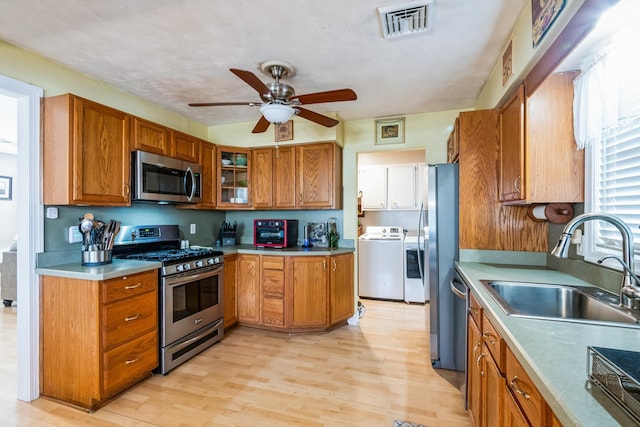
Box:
(113, 225, 224, 374)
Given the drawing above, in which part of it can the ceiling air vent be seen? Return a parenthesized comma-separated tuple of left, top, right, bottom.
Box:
(377, 0, 433, 39)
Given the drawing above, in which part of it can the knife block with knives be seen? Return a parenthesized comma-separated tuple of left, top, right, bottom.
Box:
(218, 221, 237, 246)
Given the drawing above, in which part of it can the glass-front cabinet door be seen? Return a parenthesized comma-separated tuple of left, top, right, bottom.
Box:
(217, 146, 251, 208)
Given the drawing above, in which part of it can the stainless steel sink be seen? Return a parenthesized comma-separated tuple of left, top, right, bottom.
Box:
(480, 280, 640, 327)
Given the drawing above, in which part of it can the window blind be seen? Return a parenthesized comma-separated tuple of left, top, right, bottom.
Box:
(586, 117, 640, 266)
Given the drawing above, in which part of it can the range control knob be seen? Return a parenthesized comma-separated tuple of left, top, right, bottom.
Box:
(195, 260, 203, 268)
(176, 264, 184, 272)
(207, 258, 215, 265)
(183, 263, 191, 271)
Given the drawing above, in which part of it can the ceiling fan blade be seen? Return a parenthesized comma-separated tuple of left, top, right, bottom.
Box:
(291, 89, 357, 105)
(296, 107, 339, 127)
(252, 116, 271, 133)
(230, 68, 271, 96)
(189, 102, 260, 107)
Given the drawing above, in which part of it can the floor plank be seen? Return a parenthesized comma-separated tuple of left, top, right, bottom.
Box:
(1, 300, 470, 426)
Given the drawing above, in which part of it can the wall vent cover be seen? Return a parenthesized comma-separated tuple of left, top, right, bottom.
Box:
(377, 0, 434, 39)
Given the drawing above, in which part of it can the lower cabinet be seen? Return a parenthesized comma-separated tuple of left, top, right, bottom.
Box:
(223, 253, 239, 328)
(232, 252, 354, 332)
(467, 290, 561, 427)
(41, 270, 158, 411)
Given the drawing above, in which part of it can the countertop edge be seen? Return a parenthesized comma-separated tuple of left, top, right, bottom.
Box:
(456, 261, 639, 427)
(219, 245, 355, 256)
(36, 259, 162, 280)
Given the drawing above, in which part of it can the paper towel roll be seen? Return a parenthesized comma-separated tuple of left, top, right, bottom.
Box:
(526, 203, 574, 224)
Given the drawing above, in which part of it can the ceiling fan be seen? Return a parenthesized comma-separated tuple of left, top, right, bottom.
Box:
(189, 61, 357, 133)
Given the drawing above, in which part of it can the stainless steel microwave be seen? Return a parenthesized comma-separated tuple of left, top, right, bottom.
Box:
(131, 150, 202, 203)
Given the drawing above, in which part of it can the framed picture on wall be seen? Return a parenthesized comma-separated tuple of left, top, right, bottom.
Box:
(375, 117, 405, 145)
(275, 120, 294, 142)
(0, 176, 12, 200)
(532, 0, 565, 46)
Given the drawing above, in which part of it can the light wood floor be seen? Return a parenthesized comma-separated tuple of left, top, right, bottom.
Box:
(1, 300, 470, 426)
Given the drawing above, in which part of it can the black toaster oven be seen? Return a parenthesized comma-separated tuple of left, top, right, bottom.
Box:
(254, 219, 298, 248)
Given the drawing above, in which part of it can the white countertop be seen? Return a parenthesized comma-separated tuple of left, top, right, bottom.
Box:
(457, 262, 640, 427)
(36, 259, 162, 280)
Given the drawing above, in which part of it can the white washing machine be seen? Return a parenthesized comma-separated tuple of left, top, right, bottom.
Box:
(358, 226, 405, 300)
(404, 229, 429, 303)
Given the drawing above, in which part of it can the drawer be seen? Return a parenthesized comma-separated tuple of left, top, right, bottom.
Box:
(482, 315, 504, 373)
(103, 291, 157, 349)
(506, 347, 545, 426)
(103, 270, 158, 304)
(468, 291, 482, 328)
(262, 297, 284, 326)
(103, 330, 158, 398)
(262, 256, 285, 270)
(262, 269, 285, 298)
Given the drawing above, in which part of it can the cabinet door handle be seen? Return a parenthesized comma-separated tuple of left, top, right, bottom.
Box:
(323, 260, 327, 271)
(124, 282, 142, 290)
(472, 341, 481, 357)
(509, 376, 531, 400)
(125, 313, 142, 322)
(514, 175, 521, 194)
(469, 305, 480, 316)
(332, 259, 337, 271)
(124, 184, 130, 196)
(482, 332, 497, 344)
(125, 355, 141, 365)
(476, 352, 485, 377)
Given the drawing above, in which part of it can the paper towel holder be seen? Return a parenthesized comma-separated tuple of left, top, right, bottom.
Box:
(526, 203, 574, 224)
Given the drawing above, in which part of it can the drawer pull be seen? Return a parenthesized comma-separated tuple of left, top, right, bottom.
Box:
(510, 376, 531, 400)
(483, 332, 497, 344)
(472, 341, 482, 357)
(125, 355, 141, 365)
(469, 305, 480, 316)
(124, 282, 143, 290)
(125, 313, 142, 322)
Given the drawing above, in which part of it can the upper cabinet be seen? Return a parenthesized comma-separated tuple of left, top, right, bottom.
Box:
(217, 146, 251, 209)
(499, 72, 583, 205)
(298, 142, 342, 209)
(132, 117, 171, 156)
(358, 163, 421, 210)
(44, 94, 131, 206)
(171, 130, 200, 163)
(252, 142, 342, 210)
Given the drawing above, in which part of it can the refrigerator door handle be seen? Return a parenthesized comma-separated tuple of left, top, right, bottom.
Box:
(450, 278, 467, 300)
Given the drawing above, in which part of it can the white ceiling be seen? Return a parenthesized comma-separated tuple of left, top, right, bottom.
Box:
(0, 0, 528, 127)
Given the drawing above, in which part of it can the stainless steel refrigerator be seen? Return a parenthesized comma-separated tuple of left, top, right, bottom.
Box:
(427, 163, 465, 371)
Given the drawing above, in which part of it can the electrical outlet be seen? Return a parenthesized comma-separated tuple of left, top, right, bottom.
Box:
(190, 224, 196, 234)
(68, 226, 83, 243)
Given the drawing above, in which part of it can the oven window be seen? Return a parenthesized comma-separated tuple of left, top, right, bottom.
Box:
(172, 274, 220, 323)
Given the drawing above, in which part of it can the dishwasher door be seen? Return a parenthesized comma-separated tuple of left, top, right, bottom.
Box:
(451, 269, 469, 407)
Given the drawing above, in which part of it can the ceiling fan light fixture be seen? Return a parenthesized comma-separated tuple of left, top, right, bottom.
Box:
(260, 103, 295, 124)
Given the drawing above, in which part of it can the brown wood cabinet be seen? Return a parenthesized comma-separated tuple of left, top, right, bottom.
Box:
(41, 270, 158, 410)
(261, 256, 286, 327)
(223, 253, 239, 328)
(252, 142, 338, 210)
(217, 146, 251, 209)
(132, 116, 171, 156)
(466, 290, 562, 427)
(297, 142, 342, 209)
(330, 252, 354, 325)
(232, 253, 354, 332)
(287, 256, 328, 328)
(499, 73, 583, 204)
(171, 130, 200, 163)
(237, 254, 260, 324)
(457, 109, 547, 252)
(43, 93, 131, 206)
(176, 139, 217, 210)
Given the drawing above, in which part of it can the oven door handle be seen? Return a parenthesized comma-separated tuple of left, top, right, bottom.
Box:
(165, 266, 223, 287)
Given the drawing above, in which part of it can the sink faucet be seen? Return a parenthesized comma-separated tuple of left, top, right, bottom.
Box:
(551, 212, 640, 309)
